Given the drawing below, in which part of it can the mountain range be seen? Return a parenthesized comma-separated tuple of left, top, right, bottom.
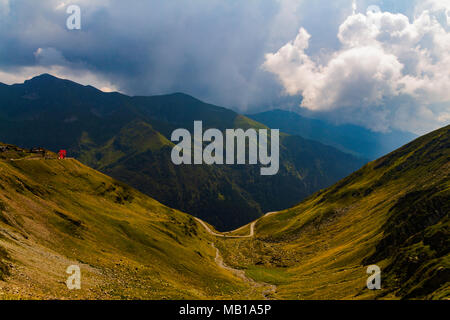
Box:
(0, 74, 366, 231)
(0, 123, 447, 299)
(248, 109, 417, 159)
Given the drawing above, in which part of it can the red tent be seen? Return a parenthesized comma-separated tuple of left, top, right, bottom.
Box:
(58, 150, 67, 159)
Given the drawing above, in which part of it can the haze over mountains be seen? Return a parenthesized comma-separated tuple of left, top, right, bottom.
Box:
(0, 74, 366, 231)
(249, 109, 417, 159)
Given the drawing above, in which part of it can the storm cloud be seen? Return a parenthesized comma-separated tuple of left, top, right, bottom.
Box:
(0, 0, 305, 108)
(0, 0, 448, 134)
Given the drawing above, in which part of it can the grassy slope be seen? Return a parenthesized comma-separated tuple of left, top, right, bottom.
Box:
(78, 120, 173, 169)
(0, 155, 261, 299)
(217, 125, 449, 300)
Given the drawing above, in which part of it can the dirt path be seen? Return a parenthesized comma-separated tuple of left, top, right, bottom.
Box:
(196, 213, 279, 299)
(195, 218, 252, 238)
(195, 211, 277, 239)
(211, 242, 276, 299)
(7, 157, 75, 161)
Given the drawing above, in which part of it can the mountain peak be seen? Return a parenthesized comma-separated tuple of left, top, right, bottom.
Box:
(35, 73, 57, 79)
(22, 74, 95, 93)
(23, 74, 68, 88)
(27, 73, 60, 82)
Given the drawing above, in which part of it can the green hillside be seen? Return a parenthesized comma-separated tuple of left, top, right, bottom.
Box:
(217, 125, 449, 299)
(0, 74, 366, 231)
(0, 147, 263, 299)
(0, 126, 447, 300)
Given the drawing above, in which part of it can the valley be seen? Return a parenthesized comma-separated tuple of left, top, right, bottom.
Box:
(0, 75, 447, 300)
(0, 124, 448, 299)
(1, 0, 449, 304)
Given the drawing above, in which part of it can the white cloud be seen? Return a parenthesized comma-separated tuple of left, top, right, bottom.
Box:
(414, 0, 450, 16)
(263, 3, 450, 133)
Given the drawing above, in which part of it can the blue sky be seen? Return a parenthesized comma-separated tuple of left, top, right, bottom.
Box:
(0, 0, 449, 134)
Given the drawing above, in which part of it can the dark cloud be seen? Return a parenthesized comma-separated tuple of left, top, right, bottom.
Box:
(1, 0, 445, 134)
(0, 0, 299, 110)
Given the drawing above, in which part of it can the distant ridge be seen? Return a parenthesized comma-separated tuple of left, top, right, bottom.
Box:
(248, 109, 417, 159)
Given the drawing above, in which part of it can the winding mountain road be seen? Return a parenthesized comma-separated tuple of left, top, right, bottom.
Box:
(194, 211, 277, 239)
(195, 212, 279, 299)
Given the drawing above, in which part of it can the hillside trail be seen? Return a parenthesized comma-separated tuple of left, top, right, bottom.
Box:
(196, 212, 278, 299)
(211, 243, 276, 299)
(194, 211, 277, 239)
(7, 157, 75, 161)
(7, 157, 46, 161)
